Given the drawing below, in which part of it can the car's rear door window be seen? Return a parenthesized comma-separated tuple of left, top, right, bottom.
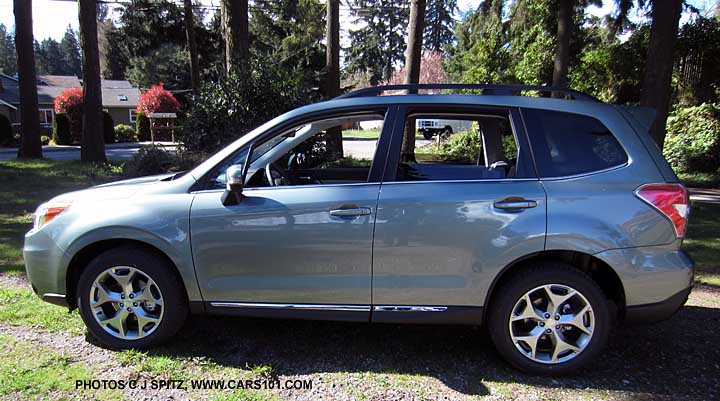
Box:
(521, 109, 628, 178)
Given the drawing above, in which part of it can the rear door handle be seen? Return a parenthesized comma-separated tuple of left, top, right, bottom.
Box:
(329, 207, 371, 217)
(493, 198, 538, 210)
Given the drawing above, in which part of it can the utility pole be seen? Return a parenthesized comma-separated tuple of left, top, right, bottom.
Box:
(14, 0, 42, 159)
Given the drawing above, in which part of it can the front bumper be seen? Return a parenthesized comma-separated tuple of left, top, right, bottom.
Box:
(625, 286, 692, 323)
(23, 227, 70, 305)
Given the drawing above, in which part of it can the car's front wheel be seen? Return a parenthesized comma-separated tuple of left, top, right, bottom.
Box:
(488, 263, 610, 375)
(77, 246, 188, 349)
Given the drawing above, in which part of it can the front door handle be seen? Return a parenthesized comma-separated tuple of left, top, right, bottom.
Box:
(493, 198, 538, 210)
(329, 207, 371, 217)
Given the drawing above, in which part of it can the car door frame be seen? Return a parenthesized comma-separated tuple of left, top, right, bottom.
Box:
(370, 103, 544, 325)
(189, 104, 400, 321)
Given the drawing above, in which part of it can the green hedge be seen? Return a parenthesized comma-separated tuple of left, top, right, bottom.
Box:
(52, 113, 72, 145)
(664, 103, 720, 173)
(114, 124, 137, 142)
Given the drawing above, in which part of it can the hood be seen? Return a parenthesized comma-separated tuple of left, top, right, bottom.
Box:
(93, 173, 177, 188)
(48, 173, 178, 204)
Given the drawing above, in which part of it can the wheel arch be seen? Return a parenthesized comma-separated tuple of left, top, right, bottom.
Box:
(483, 250, 626, 322)
(65, 238, 190, 310)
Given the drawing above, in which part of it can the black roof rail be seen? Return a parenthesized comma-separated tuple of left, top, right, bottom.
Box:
(335, 83, 600, 102)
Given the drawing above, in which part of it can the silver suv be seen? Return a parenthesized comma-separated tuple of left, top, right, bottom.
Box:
(24, 84, 694, 375)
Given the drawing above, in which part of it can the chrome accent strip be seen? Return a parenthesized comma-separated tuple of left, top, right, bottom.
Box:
(538, 163, 629, 181)
(373, 305, 448, 312)
(209, 302, 371, 311)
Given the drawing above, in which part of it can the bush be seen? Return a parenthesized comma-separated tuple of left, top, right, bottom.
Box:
(103, 112, 114, 144)
(136, 112, 151, 141)
(52, 113, 72, 145)
(137, 83, 180, 115)
(664, 103, 720, 173)
(0, 114, 11, 146)
(54, 88, 84, 141)
(123, 144, 175, 177)
(114, 124, 137, 142)
(178, 61, 305, 153)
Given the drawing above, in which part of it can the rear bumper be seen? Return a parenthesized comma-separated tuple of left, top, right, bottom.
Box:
(624, 286, 692, 323)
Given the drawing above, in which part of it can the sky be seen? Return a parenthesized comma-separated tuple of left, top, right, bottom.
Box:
(0, 0, 716, 42)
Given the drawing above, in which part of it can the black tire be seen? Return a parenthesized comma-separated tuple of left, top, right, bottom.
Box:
(487, 262, 610, 375)
(441, 126, 452, 138)
(423, 131, 434, 140)
(77, 246, 188, 349)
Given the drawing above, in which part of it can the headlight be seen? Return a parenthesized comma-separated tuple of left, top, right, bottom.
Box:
(33, 202, 72, 230)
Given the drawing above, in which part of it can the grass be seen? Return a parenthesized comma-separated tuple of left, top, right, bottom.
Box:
(0, 286, 85, 333)
(0, 334, 123, 401)
(678, 171, 720, 188)
(0, 160, 121, 275)
(683, 202, 720, 286)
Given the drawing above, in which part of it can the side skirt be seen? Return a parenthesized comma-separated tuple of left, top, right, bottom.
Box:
(204, 302, 483, 325)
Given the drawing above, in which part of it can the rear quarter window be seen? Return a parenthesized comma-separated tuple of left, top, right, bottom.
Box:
(522, 109, 628, 177)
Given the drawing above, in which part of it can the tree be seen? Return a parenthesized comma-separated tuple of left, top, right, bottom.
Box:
(400, 0, 426, 162)
(640, 0, 683, 148)
(221, 0, 249, 74)
(60, 25, 82, 77)
(346, 0, 409, 85)
(126, 43, 190, 90)
(36, 38, 65, 75)
(325, 0, 343, 158)
(183, 0, 200, 94)
(78, 0, 106, 162)
(14, 0, 42, 159)
(0, 24, 17, 75)
(552, 0, 573, 94)
(384, 50, 446, 85)
(423, 0, 457, 51)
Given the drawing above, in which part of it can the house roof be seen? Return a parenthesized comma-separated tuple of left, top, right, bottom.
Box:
(0, 74, 139, 108)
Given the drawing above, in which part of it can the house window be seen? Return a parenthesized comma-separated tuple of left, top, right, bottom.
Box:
(118, 94, 128, 101)
(39, 109, 53, 126)
(129, 109, 137, 123)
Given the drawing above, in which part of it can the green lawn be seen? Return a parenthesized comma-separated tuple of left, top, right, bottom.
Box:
(683, 202, 720, 286)
(678, 171, 720, 188)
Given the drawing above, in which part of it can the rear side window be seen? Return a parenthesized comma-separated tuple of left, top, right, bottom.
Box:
(522, 109, 627, 177)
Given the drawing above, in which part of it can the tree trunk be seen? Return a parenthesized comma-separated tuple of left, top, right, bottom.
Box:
(640, 0, 683, 149)
(78, 0, 106, 162)
(183, 0, 200, 94)
(400, 0, 426, 163)
(324, 0, 343, 159)
(14, 0, 42, 159)
(552, 0, 572, 97)
(221, 0, 249, 75)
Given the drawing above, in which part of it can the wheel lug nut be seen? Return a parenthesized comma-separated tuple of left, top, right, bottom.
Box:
(133, 302, 138, 307)
(129, 294, 134, 299)
(120, 293, 125, 299)
(127, 307, 132, 312)
(545, 329, 552, 334)
(539, 322, 545, 327)
(544, 313, 550, 318)
(555, 315, 560, 320)
(555, 325, 560, 330)
(119, 303, 124, 307)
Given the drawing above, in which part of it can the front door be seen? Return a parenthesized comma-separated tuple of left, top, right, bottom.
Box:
(190, 108, 394, 320)
(371, 105, 547, 323)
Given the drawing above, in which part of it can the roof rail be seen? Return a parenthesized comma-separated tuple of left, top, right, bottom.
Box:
(335, 83, 600, 102)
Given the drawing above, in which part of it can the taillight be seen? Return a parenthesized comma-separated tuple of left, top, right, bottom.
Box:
(635, 183, 690, 237)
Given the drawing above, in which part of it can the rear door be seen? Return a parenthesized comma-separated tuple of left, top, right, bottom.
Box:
(371, 105, 547, 323)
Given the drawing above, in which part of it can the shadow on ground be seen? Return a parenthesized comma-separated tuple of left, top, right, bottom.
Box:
(90, 291, 720, 400)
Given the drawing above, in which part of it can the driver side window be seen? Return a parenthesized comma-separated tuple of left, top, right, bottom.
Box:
(246, 114, 384, 188)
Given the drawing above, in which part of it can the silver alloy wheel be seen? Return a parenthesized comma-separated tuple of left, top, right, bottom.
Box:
(508, 284, 594, 364)
(89, 266, 164, 340)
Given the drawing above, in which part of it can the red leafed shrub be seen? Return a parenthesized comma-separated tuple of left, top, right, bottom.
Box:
(137, 83, 180, 115)
(54, 87, 84, 122)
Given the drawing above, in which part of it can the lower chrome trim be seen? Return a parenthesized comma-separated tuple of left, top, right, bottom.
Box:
(41, 293, 68, 307)
(209, 302, 371, 312)
(373, 305, 448, 312)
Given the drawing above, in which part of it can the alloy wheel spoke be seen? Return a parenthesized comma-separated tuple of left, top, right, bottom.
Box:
(108, 268, 136, 294)
(560, 304, 593, 335)
(135, 309, 161, 337)
(511, 293, 545, 322)
(551, 332, 581, 362)
(513, 327, 544, 359)
(543, 285, 575, 313)
(91, 283, 122, 307)
(99, 309, 129, 337)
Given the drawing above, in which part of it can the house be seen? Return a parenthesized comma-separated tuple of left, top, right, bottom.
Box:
(0, 73, 140, 135)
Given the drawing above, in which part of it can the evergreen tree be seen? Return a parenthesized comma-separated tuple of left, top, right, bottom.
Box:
(346, 0, 409, 85)
(423, 0, 457, 51)
(60, 26, 82, 76)
(0, 23, 17, 75)
(36, 38, 66, 75)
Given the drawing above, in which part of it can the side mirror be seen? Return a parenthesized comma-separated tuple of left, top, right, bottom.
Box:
(221, 165, 244, 206)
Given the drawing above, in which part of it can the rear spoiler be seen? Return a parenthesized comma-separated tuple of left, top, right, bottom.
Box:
(614, 105, 680, 183)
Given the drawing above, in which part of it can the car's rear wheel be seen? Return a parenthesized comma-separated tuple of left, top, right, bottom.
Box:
(77, 246, 188, 349)
(488, 262, 610, 375)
